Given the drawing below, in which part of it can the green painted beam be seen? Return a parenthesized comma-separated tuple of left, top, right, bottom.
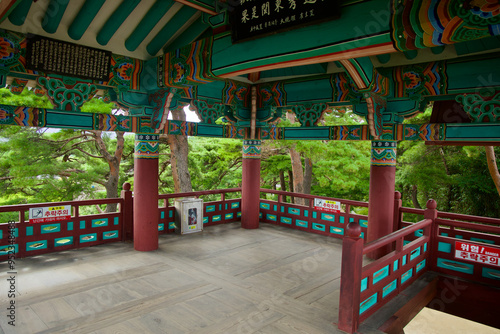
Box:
(7, 0, 32, 26)
(96, 0, 141, 46)
(260, 63, 328, 79)
(163, 16, 209, 53)
(125, 0, 176, 52)
(146, 5, 197, 56)
(68, 0, 106, 40)
(42, 0, 70, 34)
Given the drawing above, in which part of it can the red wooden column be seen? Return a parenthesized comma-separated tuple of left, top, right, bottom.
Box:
(367, 140, 397, 259)
(241, 140, 261, 229)
(133, 134, 159, 251)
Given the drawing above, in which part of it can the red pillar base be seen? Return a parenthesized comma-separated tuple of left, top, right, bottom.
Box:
(133, 135, 159, 252)
(241, 140, 261, 229)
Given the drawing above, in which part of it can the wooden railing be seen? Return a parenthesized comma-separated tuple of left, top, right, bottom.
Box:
(157, 188, 242, 234)
(259, 189, 369, 240)
(0, 197, 125, 260)
(338, 200, 437, 333)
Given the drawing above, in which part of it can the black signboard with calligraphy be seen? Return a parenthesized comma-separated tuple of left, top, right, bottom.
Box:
(229, 0, 341, 43)
(26, 35, 111, 81)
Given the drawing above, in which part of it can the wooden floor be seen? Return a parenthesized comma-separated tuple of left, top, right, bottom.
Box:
(0, 223, 375, 334)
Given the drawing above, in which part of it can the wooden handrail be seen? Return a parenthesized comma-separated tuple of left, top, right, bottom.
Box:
(260, 188, 369, 207)
(0, 198, 124, 212)
(437, 211, 500, 225)
(435, 218, 500, 234)
(158, 188, 242, 200)
(363, 219, 433, 255)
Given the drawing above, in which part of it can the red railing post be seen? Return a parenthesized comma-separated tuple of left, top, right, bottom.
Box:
(424, 199, 438, 271)
(338, 222, 364, 334)
(393, 191, 402, 232)
(121, 182, 133, 241)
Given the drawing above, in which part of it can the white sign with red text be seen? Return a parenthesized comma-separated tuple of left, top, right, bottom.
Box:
(29, 206, 72, 224)
(314, 199, 341, 213)
(454, 241, 499, 267)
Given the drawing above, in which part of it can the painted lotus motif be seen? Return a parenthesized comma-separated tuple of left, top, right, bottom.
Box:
(116, 62, 133, 81)
(0, 37, 15, 60)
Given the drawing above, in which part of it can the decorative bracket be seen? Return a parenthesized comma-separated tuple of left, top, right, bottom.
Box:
(190, 99, 227, 124)
(150, 88, 177, 132)
(456, 92, 500, 123)
(291, 103, 328, 127)
(37, 76, 96, 111)
(365, 92, 387, 140)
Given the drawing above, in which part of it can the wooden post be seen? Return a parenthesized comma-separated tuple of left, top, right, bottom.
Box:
(133, 134, 159, 251)
(241, 140, 261, 229)
(338, 222, 364, 334)
(424, 199, 438, 271)
(393, 191, 402, 232)
(367, 140, 397, 259)
(121, 182, 133, 241)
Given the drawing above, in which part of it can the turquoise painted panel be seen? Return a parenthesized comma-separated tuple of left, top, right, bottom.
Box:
(441, 232, 448, 236)
(27, 240, 48, 251)
(320, 213, 335, 222)
(312, 223, 325, 232)
(456, 235, 463, 239)
(416, 259, 426, 273)
(203, 217, 208, 224)
(361, 277, 368, 292)
(424, 243, 428, 252)
(92, 218, 108, 228)
(67, 222, 73, 231)
(41, 223, 61, 234)
(25, 226, 33, 236)
(273, 205, 278, 211)
(402, 255, 407, 266)
(296, 220, 308, 228)
(259, 212, 263, 218)
(80, 233, 97, 243)
(114, 217, 119, 225)
(313, 212, 317, 219)
(330, 226, 344, 235)
(266, 214, 277, 221)
(361, 232, 365, 239)
(410, 247, 421, 261)
(360, 220, 368, 228)
(212, 215, 222, 222)
(349, 218, 354, 223)
(225, 213, 234, 220)
(168, 222, 176, 229)
(231, 202, 240, 209)
(288, 207, 301, 216)
(0, 230, 2, 239)
(438, 242, 452, 253)
(219, 204, 222, 211)
(373, 265, 389, 285)
(280, 217, 292, 225)
(403, 240, 410, 246)
(414, 229, 423, 237)
(359, 293, 377, 315)
(471, 237, 494, 245)
(382, 279, 398, 298)
(437, 258, 474, 274)
(169, 211, 173, 218)
(158, 223, 165, 231)
(281, 206, 285, 213)
(304, 210, 309, 217)
(103, 230, 119, 240)
(55, 236, 73, 247)
(80, 221, 86, 229)
(161, 211, 165, 219)
(12, 228, 18, 238)
(339, 216, 345, 224)
(482, 267, 500, 280)
(206, 205, 216, 212)
(0, 244, 18, 255)
(260, 203, 271, 210)
(225, 203, 228, 210)
(237, 212, 242, 217)
(393, 260, 399, 271)
(401, 268, 413, 284)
